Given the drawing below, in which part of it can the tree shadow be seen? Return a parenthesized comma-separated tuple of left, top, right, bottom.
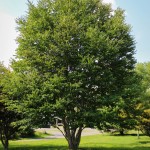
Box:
(139, 141, 150, 144)
(10, 145, 68, 150)
(80, 147, 150, 150)
(8, 145, 150, 150)
(110, 133, 146, 137)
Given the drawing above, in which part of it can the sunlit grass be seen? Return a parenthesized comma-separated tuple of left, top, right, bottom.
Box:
(0, 133, 149, 150)
(80, 134, 150, 150)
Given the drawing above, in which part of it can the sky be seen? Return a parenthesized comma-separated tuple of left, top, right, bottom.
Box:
(0, 0, 150, 67)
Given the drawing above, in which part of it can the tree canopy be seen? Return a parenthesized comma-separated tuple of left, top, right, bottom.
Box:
(13, 0, 136, 149)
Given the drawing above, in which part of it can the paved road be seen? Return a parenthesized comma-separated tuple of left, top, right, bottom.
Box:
(36, 127, 102, 139)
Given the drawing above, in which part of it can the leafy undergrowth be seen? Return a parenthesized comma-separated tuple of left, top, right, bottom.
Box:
(17, 131, 52, 140)
(33, 131, 51, 138)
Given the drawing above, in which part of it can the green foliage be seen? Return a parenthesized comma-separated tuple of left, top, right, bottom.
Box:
(136, 62, 150, 136)
(0, 62, 22, 150)
(97, 72, 143, 135)
(115, 74, 143, 134)
(14, 0, 136, 149)
(140, 109, 150, 136)
(18, 126, 35, 138)
(136, 62, 150, 108)
(0, 62, 37, 150)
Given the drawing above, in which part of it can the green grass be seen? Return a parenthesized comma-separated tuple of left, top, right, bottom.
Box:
(80, 134, 150, 150)
(0, 134, 150, 150)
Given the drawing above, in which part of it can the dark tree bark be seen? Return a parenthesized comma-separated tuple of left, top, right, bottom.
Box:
(67, 127, 82, 150)
(3, 140, 9, 150)
(119, 129, 124, 135)
(56, 118, 83, 150)
(0, 133, 9, 150)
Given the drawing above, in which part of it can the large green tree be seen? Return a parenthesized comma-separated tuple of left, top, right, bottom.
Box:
(14, 0, 136, 149)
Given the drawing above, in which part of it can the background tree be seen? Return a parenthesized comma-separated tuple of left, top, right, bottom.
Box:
(0, 62, 21, 150)
(2, 63, 35, 139)
(14, 0, 136, 149)
(136, 62, 150, 136)
(97, 72, 143, 135)
(113, 74, 142, 135)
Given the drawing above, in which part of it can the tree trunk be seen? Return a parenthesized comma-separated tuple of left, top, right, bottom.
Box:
(137, 129, 140, 139)
(119, 129, 124, 135)
(67, 127, 82, 150)
(3, 141, 9, 150)
(59, 118, 83, 150)
(68, 141, 78, 150)
(0, 132, 9, 150)
(1, 136, 9, 150)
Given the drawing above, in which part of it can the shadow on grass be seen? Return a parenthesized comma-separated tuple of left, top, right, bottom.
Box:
(9, 145, 68, 150)
(110, 134, 146, 137)
(8, 145, 150, 150)
(139, 141, 150, 144)
(81, 148, 150, 150)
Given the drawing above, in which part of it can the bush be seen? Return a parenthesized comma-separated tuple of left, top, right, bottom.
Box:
(19, 126, 35, 138)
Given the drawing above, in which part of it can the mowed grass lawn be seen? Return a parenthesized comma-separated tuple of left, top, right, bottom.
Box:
(0, 134, 150, 150)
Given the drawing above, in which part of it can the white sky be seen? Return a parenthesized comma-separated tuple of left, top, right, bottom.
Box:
(0, 12, 17, 66)
(0, 0, 116, 67)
